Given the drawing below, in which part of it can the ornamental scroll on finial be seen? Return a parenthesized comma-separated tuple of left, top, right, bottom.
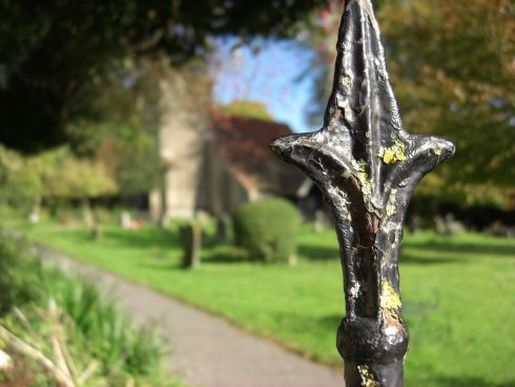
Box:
(270, 1, 455, 386)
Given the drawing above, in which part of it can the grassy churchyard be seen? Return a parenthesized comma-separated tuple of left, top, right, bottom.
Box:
(17, 221, 515, 387)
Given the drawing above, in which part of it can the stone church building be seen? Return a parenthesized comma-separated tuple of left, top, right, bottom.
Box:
(147, 67, 319, 222)
(150, 108, 313, 221)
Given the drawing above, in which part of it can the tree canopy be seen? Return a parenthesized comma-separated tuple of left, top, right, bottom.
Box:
(381, 0, 515, 185)
(379, 0, 514, 205)
(0, 145, 116, 212)
(0, 0, 329, 153)
(1, 0, 512, 208)
(302, 0, 514, 207)
(216, 100, 274, 121)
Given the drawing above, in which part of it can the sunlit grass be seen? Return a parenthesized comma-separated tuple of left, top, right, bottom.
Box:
(19, 221, 515, 387)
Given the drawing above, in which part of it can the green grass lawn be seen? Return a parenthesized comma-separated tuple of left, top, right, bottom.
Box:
(15, 221, 515, 387)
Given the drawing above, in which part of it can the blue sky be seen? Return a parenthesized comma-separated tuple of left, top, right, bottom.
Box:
(210, 37, 323, 133)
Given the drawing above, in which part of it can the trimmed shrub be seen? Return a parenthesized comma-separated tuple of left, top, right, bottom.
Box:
(233, 198, 300, 264)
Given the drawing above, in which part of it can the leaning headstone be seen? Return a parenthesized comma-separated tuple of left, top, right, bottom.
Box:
(180, 221, 201, 269)
(120, 210, 131, 229)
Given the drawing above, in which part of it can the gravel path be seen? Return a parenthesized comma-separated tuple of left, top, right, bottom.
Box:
(37, 246, 343, 387)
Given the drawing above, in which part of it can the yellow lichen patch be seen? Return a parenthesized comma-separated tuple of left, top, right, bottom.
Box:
(385, 203, 396, 217)
(357, 365, 379, 387)
(358, 171, 372, 197)
(384, 191, 397, 218)
(341, 75, 352, 88)
(380, 281, 402, 310)
(379, 140, 406, 164)
(432, 146, 443, 156)
(355, 161, 373, 197)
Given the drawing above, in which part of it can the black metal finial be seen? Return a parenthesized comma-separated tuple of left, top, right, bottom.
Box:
(270, 1, 455, 386)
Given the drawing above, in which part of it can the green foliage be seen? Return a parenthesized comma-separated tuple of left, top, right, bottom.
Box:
(50, 204, 83, 225)
(115, 128, 163, 195)
(66, 59, 166, 196)
(0, 232, 44, 315)
(303, 0, 514, 208)
(217, 100, 275, 121)
(0, 145, 42, 211)
(378, 0, 514, 203)
(39, 147, 117, 199)
(0, 0, 328, 153)
(0, 145, 117, 215)
(233, 198, 300, 263)
(77, 120, 164, 196)
(49, 278, 163, 377)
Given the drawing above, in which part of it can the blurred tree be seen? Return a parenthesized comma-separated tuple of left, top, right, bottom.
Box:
(379, 0, 514, 206)
(0, 146, 42, 212)
(81, 122, 165, 197)
(302, 0, 514, 207)
(66, 55, 212, 201)
(66, 58, 164, 197)
(216, 100, 274, 121)
(41, 147, 116, 201)
(39, 146, 116, 237)
(0, 145, 116, 229)
(0, 0, 329, 153)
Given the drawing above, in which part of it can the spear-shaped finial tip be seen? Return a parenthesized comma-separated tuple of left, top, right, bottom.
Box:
(269, 0, 455, 385)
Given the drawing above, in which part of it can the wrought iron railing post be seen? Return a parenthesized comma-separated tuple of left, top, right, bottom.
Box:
(270, 1, 455, 386)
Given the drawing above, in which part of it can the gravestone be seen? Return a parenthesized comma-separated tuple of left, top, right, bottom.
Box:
(180, 222, 202, 269)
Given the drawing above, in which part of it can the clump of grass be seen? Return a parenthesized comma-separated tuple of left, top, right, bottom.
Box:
(0, 230, 179, 386)
(50, 278, 164, 378)
(0, 231, 45, 315)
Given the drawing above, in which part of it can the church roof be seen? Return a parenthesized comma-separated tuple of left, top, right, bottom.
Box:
(210, 112, 309, 197)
